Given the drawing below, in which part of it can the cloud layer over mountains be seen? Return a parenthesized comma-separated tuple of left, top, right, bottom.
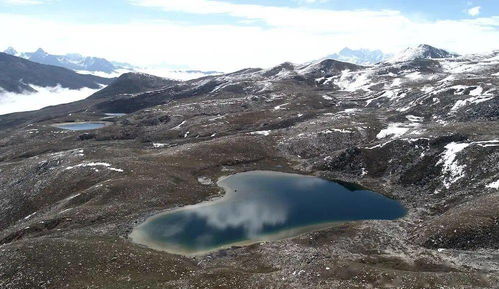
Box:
(0, 85, 100, 115)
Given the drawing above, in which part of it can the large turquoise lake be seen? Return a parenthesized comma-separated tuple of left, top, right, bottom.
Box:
(130, 171, 406, 255)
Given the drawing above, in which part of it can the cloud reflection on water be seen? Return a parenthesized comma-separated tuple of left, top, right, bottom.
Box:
(191, 196, 288, 237)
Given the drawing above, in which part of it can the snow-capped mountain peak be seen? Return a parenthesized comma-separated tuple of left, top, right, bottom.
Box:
(33, 48, 49, 56)
(4, 47, 20, 57)
(389, 44, 459, 63)
(325, 48, 390, 65)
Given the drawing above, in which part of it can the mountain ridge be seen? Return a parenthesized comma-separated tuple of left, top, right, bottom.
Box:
(389, 44, 459, 63)
(3, 47, 122, 74)
(89, 72, 179, 99)
(0, 52, 113, 93)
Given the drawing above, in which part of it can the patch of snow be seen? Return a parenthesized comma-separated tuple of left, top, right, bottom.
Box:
(364, 141, 393, 150)
(24, 212, 36, 220)
(376, 123, 420, 139)
(406, 115, 424, 122)
(340, 108, 360, 114)
(391, 78, 402, 87)
(360, 168, 368, 177)
(153, 143, 167, 148)
(274, 103, 289, 110)
(437, 142, 470, 189)
(333, 69, 373, 92)
(405, 71, 423, 80)
(109, 168, 125, 172)
(421, 86, 434, 94)
(450, 85, 469, 95)
(65, 162, 124, 173)
(440, 56, 497, 75)
(257, 81, 273, 93)
(198, 177, 213, 186)
(451, 94, 494, 112)
(389, 47, 424, 62)
(322, 95, 333, 101)
(250, 130, 271, 136)
(65, 193, 81, 201)
(315, 76, 326, 83)
(469, 86, 484, 96)
(486, 180, 499, 189)
(172, 120, 187, 130)
(59, 208, 73, 214)
(322, 128, 352, 134)
(365, 94, 385, 106)
(474, 140, 499, 147)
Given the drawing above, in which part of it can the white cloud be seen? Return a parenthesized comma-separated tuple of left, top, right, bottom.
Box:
(0, 1, 498, 71)
(130, 0, 407, 33)
(0, 85, 100, 115)
(467, 6, 481, 17)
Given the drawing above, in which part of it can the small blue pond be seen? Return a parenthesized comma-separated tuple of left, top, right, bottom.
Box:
(131, 171, 406, 255)
(52, 122, 108, 131)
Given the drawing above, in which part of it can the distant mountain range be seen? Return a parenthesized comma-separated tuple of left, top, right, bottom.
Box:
(325, 45, 459, 66)
(3, 47, 126, 74)
(0, 52, 112, 93)
(3, 47, 223, 79)
(0, 44, 460, 94)
(325, 48, 392, 65)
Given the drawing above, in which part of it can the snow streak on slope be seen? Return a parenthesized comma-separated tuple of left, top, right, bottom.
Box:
(437, 142, 471, 189)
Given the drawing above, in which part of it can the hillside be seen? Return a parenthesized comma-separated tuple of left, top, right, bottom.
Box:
(0, 52, 112, 93)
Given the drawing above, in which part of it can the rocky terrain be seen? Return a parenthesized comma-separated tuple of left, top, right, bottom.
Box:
(0, 45, 497, 289)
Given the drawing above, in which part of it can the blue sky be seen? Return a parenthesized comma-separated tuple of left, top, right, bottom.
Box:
(2, 0, 496, 23)
(0, 0, 497, 71)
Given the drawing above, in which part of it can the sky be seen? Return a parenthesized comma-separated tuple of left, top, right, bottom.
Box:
(0, 0, 498, 71)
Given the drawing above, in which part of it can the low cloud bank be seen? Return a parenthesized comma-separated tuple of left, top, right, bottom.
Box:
(78, 68, 220, 81)
(0, 85, 101, 115)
